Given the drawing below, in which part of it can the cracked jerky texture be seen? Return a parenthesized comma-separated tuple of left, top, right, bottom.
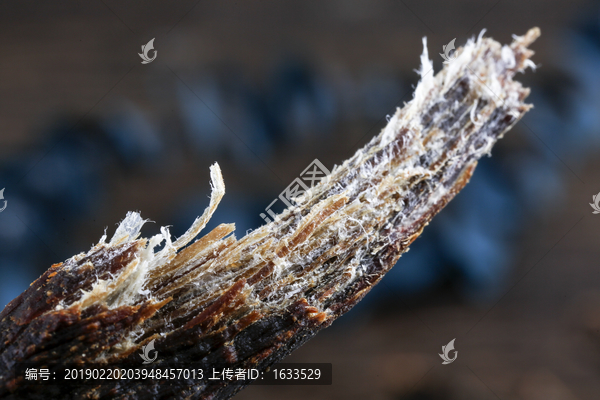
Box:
(0, 28, 539, 399)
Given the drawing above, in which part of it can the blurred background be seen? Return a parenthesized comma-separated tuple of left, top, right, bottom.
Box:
(1, 0, 600, 399)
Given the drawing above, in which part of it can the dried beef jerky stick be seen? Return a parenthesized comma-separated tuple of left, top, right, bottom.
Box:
(0, 28, 539, 400)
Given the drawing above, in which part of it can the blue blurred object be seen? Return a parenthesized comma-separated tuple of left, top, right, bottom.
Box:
(0, 121, 109, 307)
(0, 111, 164, 308)
(176, 69, 274, 166)
(434, 160, 519, 301)
(266, 59, 337, 144)
(102, 100, 164, 168)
